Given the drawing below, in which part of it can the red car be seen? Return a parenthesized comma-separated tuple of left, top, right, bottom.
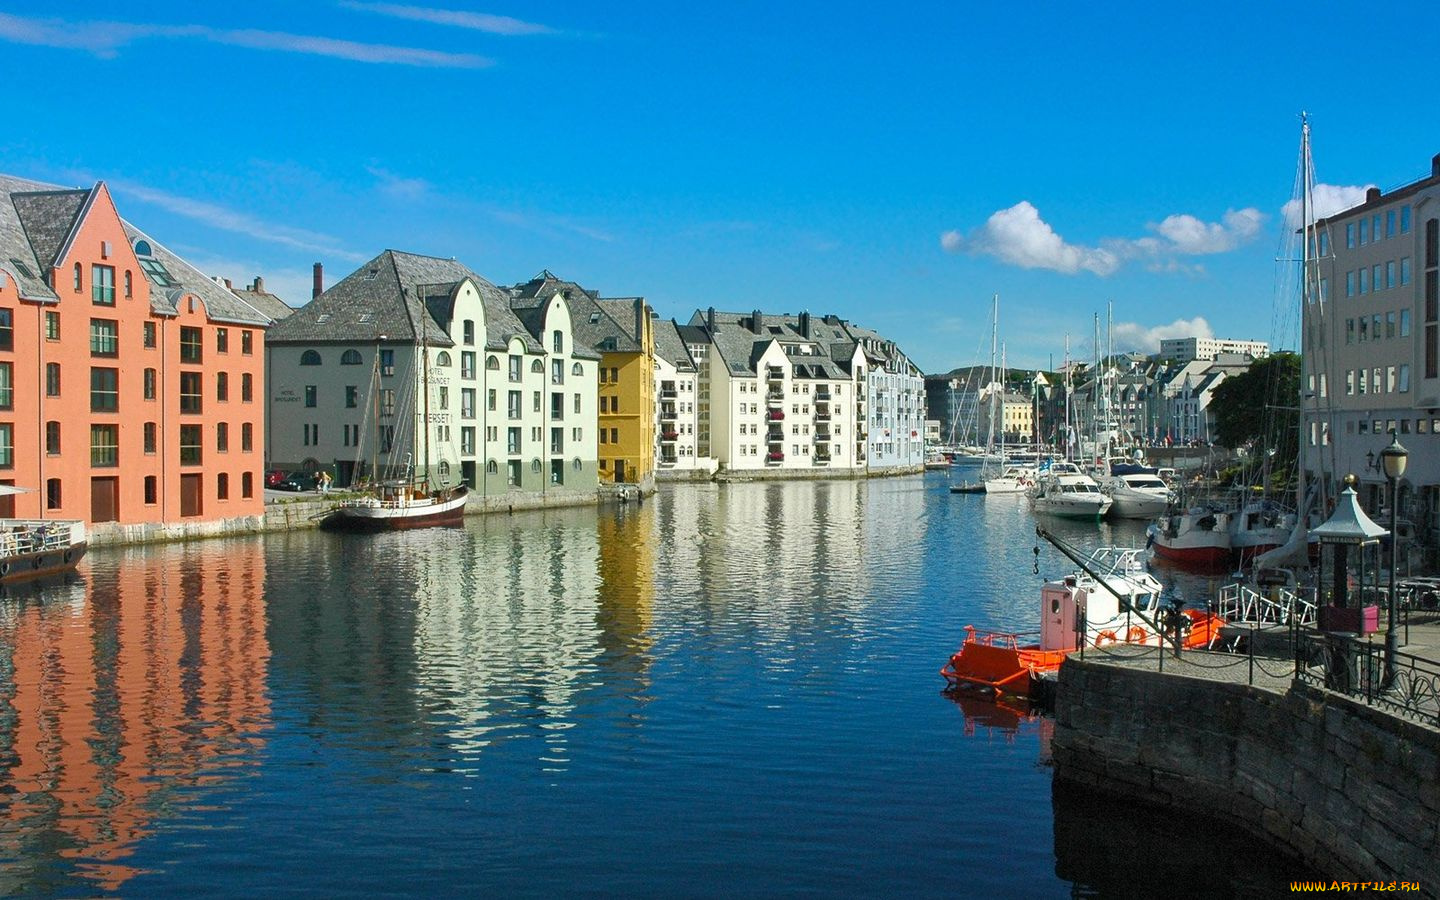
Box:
(265, 469, 286, 488)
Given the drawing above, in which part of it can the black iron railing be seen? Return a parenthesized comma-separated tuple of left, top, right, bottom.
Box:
(1294, 629, 1440, 727)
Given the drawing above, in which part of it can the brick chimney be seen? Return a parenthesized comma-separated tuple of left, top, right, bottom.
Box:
(1433, 152, 1440, 177)
(798, 310, 811, 338)
(312, 262, 324, 300)
(751, 309, 763, 334)
(1367, 187, 1382, 203)
(224, 278, 232, 290)
(252, 276, 265, 294)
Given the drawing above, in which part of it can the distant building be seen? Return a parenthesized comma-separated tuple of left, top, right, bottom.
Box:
(653, 318, 715, 477)
(1159, 336, 1270, 363)
(229, 274, 295, 323)
(681, 309, 924, 473)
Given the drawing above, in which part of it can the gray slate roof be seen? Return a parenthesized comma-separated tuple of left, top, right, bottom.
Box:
(684, 309, 857, 379)
(653, 317, 697, 371)
(232, 282, 295, 322)
(0, 172, 269, 325)
(0, 173, 72, 301)
(11, 188, 89, 272)
(268, 250, 541, 352)
(123, 222, 271, 324)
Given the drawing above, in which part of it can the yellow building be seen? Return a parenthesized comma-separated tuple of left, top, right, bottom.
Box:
(511, 273, 656, 485)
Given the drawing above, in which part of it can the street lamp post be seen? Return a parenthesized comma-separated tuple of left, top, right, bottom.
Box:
(1380, 432, 1409, 686)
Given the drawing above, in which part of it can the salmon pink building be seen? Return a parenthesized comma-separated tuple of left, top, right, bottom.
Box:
(0, 175, 271, 533)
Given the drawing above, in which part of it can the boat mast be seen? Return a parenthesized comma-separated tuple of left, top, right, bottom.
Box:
(421, 309, 432, 492)
(1063, 335, 1071, 460)
(988, 294, 999, 461)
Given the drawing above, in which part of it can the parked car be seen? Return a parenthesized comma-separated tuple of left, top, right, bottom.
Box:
(273, 471, 319, 492)
(265, 469, 287, 487)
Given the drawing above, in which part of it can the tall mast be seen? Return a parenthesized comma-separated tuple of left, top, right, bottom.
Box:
(988, 294, 999, 456)
(1063, 335, 1071, 460)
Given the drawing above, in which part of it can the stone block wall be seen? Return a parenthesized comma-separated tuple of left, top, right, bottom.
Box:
(1052, 658, 1440, 888)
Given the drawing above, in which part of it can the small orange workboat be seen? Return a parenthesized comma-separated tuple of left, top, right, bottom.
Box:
(941, 545, 1225, 700)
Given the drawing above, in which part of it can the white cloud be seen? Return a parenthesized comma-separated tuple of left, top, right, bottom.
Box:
(367, 166, 432, 201)
(0, 12, 492, 68)
(1110, 316, 1214, 354)
(942, 202, 1263, 277)
(337, 2, 555, 35)
(1280, 183, 1373, 230)
(113, 181, 368, 262)
(941, 201, 1120, 275)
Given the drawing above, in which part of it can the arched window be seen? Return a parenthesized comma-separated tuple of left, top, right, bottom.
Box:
(133, 239, 152, 257)
(485, 460, 498, 474)
(552, 330, 563, 353)
(124, 271, 133, 298)
(341, 349, 363, 365)
(437, 461, 450, 476)
(300, 350, 322, 366)
(435, 351, 452, 367)
(486, 355, 500, 370)
(531, 459, 541, 473)
(572, 458, 582, 470)
(531, 359, 544, 373)
(571, 362, 583, 376)
(73, 263, 82, 292)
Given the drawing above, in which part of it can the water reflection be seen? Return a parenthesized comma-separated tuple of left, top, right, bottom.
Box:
(0, 474, 1302, 896)
(0, 540, 269, 893)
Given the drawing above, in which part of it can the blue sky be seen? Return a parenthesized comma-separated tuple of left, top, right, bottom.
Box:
(3, 2, 1438, 373)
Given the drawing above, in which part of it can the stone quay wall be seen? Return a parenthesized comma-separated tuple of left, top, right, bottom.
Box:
(1051, 658, 1440, 888)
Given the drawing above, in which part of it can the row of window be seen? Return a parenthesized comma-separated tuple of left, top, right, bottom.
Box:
(1344, 365, 1412, 396)
(0, 419, 238, 469)
(40, 470, 256, 512)
(65, 365, 255, 413)
(1346, 417, 1440, 437)
(1343, 205, 1412, 249)
(1345, 309, 1412, 344)
(1344, 258, 1412, 297)
(73, 319, 249, 360)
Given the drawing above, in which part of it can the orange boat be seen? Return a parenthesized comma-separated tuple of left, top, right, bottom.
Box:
(941, 546, 1226, 700)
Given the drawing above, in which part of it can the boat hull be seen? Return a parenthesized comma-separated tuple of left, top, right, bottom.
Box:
(942, 610, 1226, 698)
(322, 486, 469, 532)
(1, 541, 87, 584)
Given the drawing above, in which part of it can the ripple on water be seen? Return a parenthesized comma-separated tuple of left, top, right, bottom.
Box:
(0, 474, 1303, 896)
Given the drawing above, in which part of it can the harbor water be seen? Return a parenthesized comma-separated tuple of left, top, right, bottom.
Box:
(0, 472, 1307, 896)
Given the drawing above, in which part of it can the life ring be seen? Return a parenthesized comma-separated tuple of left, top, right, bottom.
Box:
(1126, 626, 1148, 645)
(1094, 630, 1118, 648)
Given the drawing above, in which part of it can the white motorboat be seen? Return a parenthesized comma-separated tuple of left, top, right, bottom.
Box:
(1102, 472, 1173, 519)
(1028, 461, 1112, 519)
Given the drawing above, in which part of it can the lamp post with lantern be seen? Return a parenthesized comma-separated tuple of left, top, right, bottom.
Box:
(1378, 432, 1409, 686)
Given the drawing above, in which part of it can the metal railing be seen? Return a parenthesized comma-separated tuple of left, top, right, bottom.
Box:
(1217, 582, 1318, 627)
(1294, 630, 1440, 727)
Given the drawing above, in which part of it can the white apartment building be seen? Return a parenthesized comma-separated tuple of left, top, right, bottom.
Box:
(653, 317, 715, 476)
(682, 308, 922, 474)
(1159, 336, 1271, 363)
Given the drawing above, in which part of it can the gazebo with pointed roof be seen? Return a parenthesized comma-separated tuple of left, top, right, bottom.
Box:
(1310, 484, 1387, 633)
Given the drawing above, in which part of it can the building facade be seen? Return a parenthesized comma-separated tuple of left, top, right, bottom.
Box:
(1309, 154, 1440, 546)
(510, 273, 655, 486)
(266, 251, 599, 499)
(1159, 336, 1271, 363)
(0, 175, 269, 528)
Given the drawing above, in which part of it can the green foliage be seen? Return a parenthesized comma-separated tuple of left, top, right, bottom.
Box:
(1209, 353, 1301, 474)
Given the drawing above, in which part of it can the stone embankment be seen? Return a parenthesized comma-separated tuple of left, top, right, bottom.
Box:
(1052, 654, 1439, 889)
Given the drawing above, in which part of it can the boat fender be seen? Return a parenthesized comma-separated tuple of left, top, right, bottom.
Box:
(1126, 626, 1147, 645)
(1094, 630, 1118, 648)
(64, 549, 72, 564)
(32, 557, 41, 570)
(0, 562, 7, 576)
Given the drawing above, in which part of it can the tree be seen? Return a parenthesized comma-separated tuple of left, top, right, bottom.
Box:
(1209, 353, 1301, 483)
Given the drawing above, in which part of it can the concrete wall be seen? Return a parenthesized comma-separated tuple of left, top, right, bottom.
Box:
(1051, 658, 1440, 887)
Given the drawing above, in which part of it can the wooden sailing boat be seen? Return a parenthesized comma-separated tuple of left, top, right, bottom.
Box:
(323, 298, 469, 532)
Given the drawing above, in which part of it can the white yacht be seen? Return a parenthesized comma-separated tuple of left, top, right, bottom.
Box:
(1028, 461, 1112, 519)
(1102, 472, 1173, 519)
(984, 465, 1035, 494)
